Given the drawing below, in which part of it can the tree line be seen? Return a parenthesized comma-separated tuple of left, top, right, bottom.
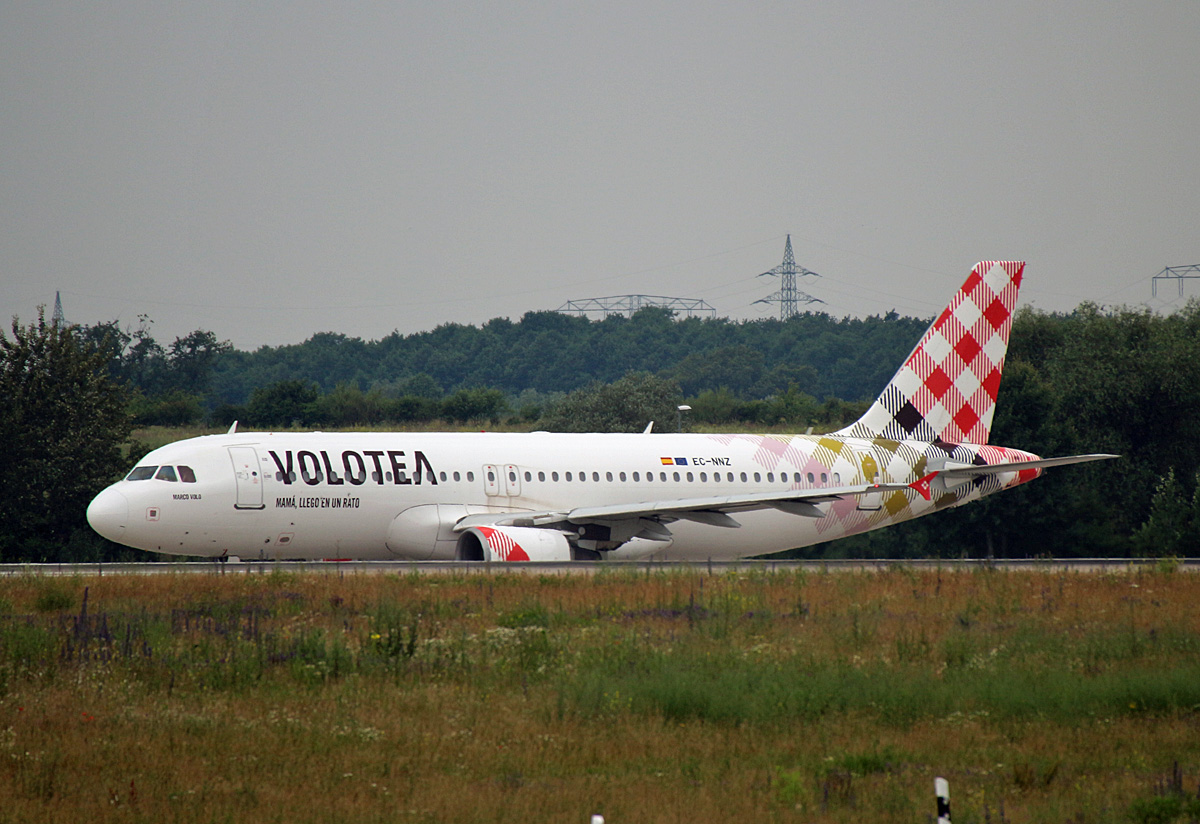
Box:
(3, 300, 1199, 561)
(78, 307, 923, 430)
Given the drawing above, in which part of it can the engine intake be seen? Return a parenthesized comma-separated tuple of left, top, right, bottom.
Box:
(455, 526, 573, 562)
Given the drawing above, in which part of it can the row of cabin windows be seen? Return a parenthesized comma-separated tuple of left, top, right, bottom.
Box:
(484, 468, 842, 486)
(272, 468, 844, 487)
(132, 463, 842, 488)
(274, 470, 443, 484)
(126, 465, 198, 483)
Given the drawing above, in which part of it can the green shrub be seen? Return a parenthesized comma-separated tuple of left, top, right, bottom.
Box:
(33, 583, 74, 613)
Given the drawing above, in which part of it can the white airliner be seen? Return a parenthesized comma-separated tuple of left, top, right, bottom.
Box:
(87, 261, 1115, 562)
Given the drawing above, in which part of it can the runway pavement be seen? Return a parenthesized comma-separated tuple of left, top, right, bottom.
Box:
(1, 558, 1195, 577)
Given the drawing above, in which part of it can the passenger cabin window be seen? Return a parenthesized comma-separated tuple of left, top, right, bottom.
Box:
(126, 466, 157, 481)
(178, 466, 197, 483)
(155, 466, 178, 482)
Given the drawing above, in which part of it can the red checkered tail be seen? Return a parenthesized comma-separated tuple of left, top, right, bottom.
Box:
(836, 261, 1025, 444)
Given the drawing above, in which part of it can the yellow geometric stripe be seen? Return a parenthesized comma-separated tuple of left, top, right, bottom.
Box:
(817, 437, 846, 455)
(884, 491, 910, 517)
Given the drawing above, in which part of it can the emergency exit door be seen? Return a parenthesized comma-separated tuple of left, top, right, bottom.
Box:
(857, 453, 882, 511)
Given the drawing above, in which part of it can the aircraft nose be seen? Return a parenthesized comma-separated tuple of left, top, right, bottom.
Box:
(87, 487, 129, 542)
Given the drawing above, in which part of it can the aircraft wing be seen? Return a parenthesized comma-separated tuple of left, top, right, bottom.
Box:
(451, 454, 1121, 534)
(564, 484, 886, 525)
(453, 480, 925, 532)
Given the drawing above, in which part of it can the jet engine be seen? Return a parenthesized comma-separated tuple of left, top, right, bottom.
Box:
(455, 525, 574, 562)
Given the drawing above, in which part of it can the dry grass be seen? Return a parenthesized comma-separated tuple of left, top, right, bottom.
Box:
(2, 566, 1200, 823)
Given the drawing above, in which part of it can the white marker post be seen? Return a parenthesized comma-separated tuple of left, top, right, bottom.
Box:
(591, 816, 604, 824)
(935, 777, 951, 824)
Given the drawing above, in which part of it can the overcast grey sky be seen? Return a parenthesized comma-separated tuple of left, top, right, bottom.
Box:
(3, 2, 1197, 351)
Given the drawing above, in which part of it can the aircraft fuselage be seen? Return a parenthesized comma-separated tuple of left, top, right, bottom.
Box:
(87, 430, 1040, 561)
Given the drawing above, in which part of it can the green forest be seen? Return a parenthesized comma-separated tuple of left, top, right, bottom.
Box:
(74, 308, 927, 429)
(3, 299, 1199, 562)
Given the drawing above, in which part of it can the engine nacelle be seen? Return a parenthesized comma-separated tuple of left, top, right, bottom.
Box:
(387, 504, 526, 560)
(455, 525, 573, 562)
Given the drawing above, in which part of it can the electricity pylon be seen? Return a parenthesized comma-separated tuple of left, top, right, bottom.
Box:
(754, 235, 822, 320)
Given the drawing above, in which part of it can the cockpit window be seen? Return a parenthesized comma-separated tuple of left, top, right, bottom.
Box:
(155, 466, 178, 482)
(178, 465, 197, 483)
(126, 466, 158, 481)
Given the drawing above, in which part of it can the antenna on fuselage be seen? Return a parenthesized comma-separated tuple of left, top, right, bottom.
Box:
(227, 421, 238, 435)
(643, 421, 654, 434)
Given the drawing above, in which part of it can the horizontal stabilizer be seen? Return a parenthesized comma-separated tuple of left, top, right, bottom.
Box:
(938, 453, 1119, 478)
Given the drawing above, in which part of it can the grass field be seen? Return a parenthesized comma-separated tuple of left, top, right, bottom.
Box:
(2, 566, 1199, 823)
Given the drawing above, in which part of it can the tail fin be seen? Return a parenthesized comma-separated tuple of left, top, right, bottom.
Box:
(838, 261, 1025, 444)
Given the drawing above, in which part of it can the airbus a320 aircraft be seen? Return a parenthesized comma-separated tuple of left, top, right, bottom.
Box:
(88, 261, 1115, 562)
